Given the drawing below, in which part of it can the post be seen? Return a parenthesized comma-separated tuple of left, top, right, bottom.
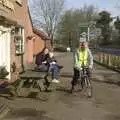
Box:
(88, 27, 90, 42)
(21, 54, 25, 72)
(69, 32, 72, 49)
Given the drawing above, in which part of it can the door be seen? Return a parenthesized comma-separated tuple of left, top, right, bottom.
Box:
(0, 26, 11, 79)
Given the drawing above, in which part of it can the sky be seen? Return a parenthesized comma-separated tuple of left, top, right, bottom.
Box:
(65, 0, 119, 16)
(29, 0, 120, 16)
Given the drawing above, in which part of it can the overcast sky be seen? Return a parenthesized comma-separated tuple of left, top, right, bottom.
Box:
(29, 0, 120, 16)
(65, 0, 119, 16)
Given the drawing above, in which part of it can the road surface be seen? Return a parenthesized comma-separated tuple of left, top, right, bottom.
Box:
(2, 53, 120, 120)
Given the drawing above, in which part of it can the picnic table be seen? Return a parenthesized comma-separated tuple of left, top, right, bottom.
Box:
(16, 70, 51, 96)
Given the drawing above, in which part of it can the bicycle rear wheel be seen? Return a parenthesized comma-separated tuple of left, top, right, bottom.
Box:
(85, 77, 92, 97)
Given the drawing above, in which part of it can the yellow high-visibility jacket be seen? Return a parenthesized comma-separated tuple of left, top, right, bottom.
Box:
(74, 48, 93, 68)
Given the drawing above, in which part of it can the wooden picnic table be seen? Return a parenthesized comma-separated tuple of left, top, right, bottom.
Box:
(16, 70, 50, 96)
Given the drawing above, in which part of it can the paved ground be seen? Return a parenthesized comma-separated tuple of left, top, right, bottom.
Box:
(2, 53, 120, 120)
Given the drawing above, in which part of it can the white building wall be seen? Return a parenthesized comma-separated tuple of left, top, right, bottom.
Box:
(0, 26, 11, 79)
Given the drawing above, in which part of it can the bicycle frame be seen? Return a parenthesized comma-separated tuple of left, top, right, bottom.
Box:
(71, 66, 92, 97)
(80, 67, 91, 87)
(79, 66, 92, 97)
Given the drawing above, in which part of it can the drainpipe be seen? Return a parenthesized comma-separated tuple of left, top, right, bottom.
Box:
(21, 53, 24, 72)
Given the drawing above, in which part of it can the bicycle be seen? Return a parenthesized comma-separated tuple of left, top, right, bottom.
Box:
(71, 66, 92, 97)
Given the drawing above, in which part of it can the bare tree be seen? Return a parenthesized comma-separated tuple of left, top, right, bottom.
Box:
(29, 0, 65, 47)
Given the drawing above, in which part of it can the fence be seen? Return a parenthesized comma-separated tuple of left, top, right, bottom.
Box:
(93, 48, 120, 71)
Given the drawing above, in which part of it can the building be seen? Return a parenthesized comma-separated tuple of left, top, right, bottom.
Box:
(0, 0, 34, 81)
(0, 0, 52, 82)
(33, 27, 51, 56)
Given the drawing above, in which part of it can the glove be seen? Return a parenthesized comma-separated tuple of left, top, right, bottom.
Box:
(42, 61, 47, 64)
(50, 61, 56, 65)
(51, 61, 56, 64)
(75, 64, 81, 70)
(89, 65, 93, 69)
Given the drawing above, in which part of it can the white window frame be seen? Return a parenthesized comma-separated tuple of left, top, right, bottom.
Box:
(14, 27, 24, 55)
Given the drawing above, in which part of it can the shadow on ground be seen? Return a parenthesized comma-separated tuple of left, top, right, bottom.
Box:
(56, 86, 71, 93)
(60, 73, 120, 87)
(27, 92, 49, 102)
(105, 114, 120, 120)
(4, 108, 54, 120)
(92, 78, 120, 87)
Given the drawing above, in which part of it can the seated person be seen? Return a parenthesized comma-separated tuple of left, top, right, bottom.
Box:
(48, 52, 63, 83)
(35, 48, 62, 83)
(35, 47, 50, 72)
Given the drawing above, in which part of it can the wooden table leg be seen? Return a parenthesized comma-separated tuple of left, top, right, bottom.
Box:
(16, 79, 25, 96)
(37, 79, 45, 92)
(44, 75, 51, 91)
(28, 79, 37, 93)
(29, 79, 34, 90)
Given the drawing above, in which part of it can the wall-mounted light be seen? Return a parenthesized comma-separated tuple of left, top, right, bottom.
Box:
(11, 26, 15, 35)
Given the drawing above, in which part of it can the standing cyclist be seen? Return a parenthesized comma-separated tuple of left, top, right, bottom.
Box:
(71, 40, 93, 92)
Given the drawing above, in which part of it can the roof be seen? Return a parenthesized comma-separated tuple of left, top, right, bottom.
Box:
(33, 27, 50, 40)
(0, 15, 17, 26)
(27, 6, 34, 29)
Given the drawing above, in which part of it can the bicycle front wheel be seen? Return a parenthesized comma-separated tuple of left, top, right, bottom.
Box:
(84, 77, 92, 98)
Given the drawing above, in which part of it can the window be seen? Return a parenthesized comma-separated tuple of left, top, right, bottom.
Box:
(15, 37, 24, 55)
(14, 27, 24, 55)
(15, 27, 23, 36)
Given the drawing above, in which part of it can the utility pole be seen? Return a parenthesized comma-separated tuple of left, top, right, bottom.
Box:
(88, 27, 90, 42)
(69, 32, 72, 49)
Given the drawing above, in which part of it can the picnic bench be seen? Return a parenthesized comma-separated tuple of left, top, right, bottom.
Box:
(0, 65, 63, 97)
(16, 70, 52, 96)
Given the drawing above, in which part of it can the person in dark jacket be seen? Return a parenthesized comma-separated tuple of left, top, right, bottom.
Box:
(35, 48, 62, 83)
(35, 48, 50, 72)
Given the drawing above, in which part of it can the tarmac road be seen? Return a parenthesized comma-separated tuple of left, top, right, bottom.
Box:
(2, 53, 120, 120)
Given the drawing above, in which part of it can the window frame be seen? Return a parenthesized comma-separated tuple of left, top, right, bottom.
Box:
(14, 27, 24, 55)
